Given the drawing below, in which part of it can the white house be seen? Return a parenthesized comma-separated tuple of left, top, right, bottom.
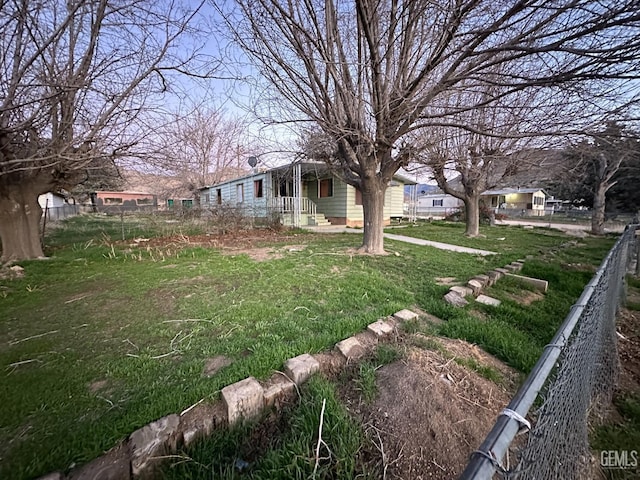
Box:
(199, 161, 415, 227)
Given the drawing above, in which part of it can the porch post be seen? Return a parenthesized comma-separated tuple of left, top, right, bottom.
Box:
(293, 163, 301, 227)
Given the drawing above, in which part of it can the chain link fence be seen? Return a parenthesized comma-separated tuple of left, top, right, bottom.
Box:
(460, 224, 639, 480)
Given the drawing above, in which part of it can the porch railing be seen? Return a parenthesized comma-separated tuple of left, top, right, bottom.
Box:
(268, 196, 317, 224)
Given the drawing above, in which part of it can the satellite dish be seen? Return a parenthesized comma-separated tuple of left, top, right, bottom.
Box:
(248, 156, 258, 168)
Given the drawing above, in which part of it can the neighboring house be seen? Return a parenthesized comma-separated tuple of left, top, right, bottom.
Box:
(92, 191, 157, 212)
(481, 188, 547, 217)
(412, 187, 548, 218)
(38, 192, 80, 221)
(199, 161, 416, 227)
(38, 192, 67, 209)
(415, 192, 464, 217)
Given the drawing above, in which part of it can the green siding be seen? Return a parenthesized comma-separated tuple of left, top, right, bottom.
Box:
(310, 177, 348, 217)
(386, 185, 405, 217)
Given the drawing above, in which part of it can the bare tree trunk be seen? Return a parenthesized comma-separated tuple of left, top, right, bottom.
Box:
(591, 184, 607, 235)
(0, 185, 44, 262)
(464, 196, 481, 237)
(360, 182, 387, 254)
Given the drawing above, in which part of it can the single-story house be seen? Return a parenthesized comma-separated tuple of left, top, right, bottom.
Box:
(38, 192, 68, 209)
(415, 192, 464, 217)
(409, 187, 548, 218)
(199, 161, 416, 227)
(482, 188, 547, 216)
(91, 191, 158, 212)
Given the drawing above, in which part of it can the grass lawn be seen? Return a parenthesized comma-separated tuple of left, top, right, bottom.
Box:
(0, 215, 616, 479)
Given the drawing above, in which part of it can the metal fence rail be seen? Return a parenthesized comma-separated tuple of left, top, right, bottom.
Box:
(460, 224, 638, 480)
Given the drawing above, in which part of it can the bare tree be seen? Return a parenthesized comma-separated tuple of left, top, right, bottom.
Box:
(562, 121, 640, 234)
(221, 0, 640, 253)
(156, 105, 251, 205)
(0, 0, 214, 262)
(419, 82, 552, 236)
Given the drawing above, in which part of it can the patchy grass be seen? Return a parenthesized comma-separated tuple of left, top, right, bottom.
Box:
(0, 214, 616, 479)
(161, 376, 371, 479)
(591, 394, 640, 480)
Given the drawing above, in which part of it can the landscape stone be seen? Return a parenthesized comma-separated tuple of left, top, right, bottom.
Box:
(487, 271, 501, 285)
(510, 261, 524, 271)
(467, 279, 483, 296)
(179, 402, 226, 448)
(68, 444, 131, 480)
(283, 353, 320, 385)
(393, 309, 418, 322)
(505, 273, 549, 293)
(336, 336, 365, 359)
(450, 285, 473, 297)
(221, 377, 264, 425)
(476, 295, 502, 307)
(130, 414, 181, 477)
(504, 264, 519, 272)
(36, 474, 65, 480)
(367, 320, 394, 337)
(474, 274, 490, 286)
(444, 291, 469, 307)
(495, 268, 509, 275)
(263, 376, 296, 407)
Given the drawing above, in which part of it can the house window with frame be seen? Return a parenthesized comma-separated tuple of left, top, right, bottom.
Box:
(236, 184, 244, 203)
(216, 189, 222, 205)
(254, 179, 264, 198)
(432, 199, 443, 207)
(319, 178, 333, 198)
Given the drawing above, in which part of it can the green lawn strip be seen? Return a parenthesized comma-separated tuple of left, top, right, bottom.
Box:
(0, 215, 616, 479)
(385, 221, 571, 255)
(160, 375, 370, 480)
(437, 242, 615, 374)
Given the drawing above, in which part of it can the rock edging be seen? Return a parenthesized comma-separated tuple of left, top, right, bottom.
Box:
(38, 309, 419, 480)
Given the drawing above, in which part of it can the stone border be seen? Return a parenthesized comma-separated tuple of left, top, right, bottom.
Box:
(38, 309, 420, 480)
(443, 260, 527, 307)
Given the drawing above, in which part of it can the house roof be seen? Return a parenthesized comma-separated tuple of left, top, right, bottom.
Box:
(200, 160, 417, 189)
(482, 188, 547, 196)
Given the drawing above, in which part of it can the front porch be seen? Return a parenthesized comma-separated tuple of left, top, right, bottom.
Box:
(268, 196, 331, 226)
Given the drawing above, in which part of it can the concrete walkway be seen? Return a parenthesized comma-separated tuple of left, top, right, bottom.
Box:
(301, 226, 497, 256)
(383, 233, 496, 256)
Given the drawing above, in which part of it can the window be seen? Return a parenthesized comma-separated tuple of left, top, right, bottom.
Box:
(355, 188, 362, 205)
(104, 197, 122, 205)
(432, 199, 443, 207)
(254, 179, 264, 198)
(319, 178, 333, 198)
(236, 184, 244, 203)
(534, 196, 544, 206)
(181, 199, 193, 208)
(136, 197, 153, 205)
(203, 193, 210, 204)
(216, 189, 222, 205)
(167, 199, 174, 207)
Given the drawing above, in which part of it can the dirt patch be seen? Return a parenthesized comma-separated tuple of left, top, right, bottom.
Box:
(504, 290, 544, 306)
(617, 307, 640, 394)
(332, 333, 519, 480)
(347, 344, 515, 479)
(202, 356, 233, 378)
(435, 277, 459, 286)
(89, 379, 110, 393)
